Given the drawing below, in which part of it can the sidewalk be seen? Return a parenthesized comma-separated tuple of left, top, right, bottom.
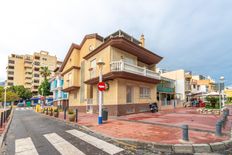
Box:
(42, 107, 231, 144)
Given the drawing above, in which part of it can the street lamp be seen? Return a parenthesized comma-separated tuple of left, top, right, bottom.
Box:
(4, 86, 9, 120)
(97, 59, 105, 125)
(219, 76, 225, 109)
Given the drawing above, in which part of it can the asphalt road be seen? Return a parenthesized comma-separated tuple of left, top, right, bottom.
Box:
(1, 108, 231, 155)
(1, 108, 128, 155)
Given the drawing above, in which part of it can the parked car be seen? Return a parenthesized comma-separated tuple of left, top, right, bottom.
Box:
(17, 103, 25, 107)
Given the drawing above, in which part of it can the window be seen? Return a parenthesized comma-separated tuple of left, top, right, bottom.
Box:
(42, 58, 47, 61)
(68, 73, 72, 87)
(9, 66, 14, 69)
(74, 91, 77, 99)
(8, 60, 15, 64)
(34, 74, 40, 77)
(124, 57, 135, 65)
(34, 80, 39, 83)
(140, 87, 151, 98)
(8, 82, 13, 86)
(34, 61, 40, 66)
(8, 71, 14, 75)
(90, 59, 96, 78)
(126, 86, 133, 103)
(8, 77, 14, 80)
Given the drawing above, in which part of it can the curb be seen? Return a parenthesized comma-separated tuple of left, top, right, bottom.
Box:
(38, 111, 232, 154)
(0, 109, 14, 149)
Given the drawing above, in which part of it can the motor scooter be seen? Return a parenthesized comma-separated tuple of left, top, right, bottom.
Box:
(149, 102, 158, 113)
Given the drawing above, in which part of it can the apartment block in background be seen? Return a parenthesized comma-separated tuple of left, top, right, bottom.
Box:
(6, 51, 60, 93)
(161, 69, 192, 102)
(60, 30, 163, 116)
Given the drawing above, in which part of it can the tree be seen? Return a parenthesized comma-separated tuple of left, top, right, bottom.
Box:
(9, 85, 32, 100)
(38, 79, 51, 96)
(40, 66, 51, 80)
(206, 96, 219, 108)
(0, 86, 19, 103)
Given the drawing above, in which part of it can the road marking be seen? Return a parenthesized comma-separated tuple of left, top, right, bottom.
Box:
(15, 137, 39, 155)
(66, 129, 124, 155)
(44, 133, 86, 155)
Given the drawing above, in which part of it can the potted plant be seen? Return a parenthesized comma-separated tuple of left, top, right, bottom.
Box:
(50, 108, 53, 116)
(47, 108, 51, 115)
(53, 108, 59, 117)
(45, 108, 49, 115)
(68, 109, 75, 122)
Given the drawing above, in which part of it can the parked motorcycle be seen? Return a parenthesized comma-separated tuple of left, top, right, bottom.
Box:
(149, 102, 158, 113)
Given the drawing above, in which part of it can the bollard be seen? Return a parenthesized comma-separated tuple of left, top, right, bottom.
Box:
(64, 108, 66, 120)
(226, 109, 230, 116)
(182, 125, 189, 141)
(216, 120, 222, 136)
(0, 112, 3, 128)
(3, 111, 5, 123)
(223, 114, 227, 121)
(75, 109, 78, 123)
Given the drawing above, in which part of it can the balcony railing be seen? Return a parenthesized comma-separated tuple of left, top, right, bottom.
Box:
(110, 61, 160, 80)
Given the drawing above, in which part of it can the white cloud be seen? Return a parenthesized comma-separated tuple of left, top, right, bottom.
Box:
(0, 0, 232, 83)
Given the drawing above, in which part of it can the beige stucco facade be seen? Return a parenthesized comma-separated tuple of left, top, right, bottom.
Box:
(6, 51, 60, 93)
(60, 30, 162, 116)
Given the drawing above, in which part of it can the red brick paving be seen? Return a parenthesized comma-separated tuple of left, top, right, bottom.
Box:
(41, 107, 231, 144)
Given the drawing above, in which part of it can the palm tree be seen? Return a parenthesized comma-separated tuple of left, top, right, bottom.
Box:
(40, 66, 51, 80)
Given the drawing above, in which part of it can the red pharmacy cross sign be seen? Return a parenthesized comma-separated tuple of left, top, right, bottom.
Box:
(98, 82, 106, 91)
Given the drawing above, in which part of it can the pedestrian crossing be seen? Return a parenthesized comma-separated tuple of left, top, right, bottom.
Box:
(15, 137, 39, 155)
(15, 129, 124, 155)
(67, 129, 124, 155)
(15, 107, 33, 111)
(44, 133, 86, 155)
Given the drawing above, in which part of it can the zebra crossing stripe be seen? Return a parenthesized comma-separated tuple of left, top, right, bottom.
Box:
(15, 137, 39, 155)
(66, 129, 124, 155)
(44, 133, 86, 155)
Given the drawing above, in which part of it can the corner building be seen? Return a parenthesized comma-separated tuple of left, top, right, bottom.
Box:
(60, 30, 163, 116)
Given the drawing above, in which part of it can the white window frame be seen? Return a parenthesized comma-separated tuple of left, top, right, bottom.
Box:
(140, 87, 151, 98)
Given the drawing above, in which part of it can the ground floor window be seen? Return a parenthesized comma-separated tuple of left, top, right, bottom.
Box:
(140, 87, 151, 98)
(126, 86, 133, 103)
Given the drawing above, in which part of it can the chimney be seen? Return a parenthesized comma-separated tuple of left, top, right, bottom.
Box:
(140, 34, 145, 47)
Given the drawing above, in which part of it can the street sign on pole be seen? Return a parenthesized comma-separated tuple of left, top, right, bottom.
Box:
(98, 82, 106, 91)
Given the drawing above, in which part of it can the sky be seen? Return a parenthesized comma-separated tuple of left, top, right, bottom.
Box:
(0, 0, 231, 85)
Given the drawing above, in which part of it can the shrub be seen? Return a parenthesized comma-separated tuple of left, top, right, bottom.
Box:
(68, 109, 74, 115)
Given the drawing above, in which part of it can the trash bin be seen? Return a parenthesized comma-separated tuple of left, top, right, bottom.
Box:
(102, 108, 108, 121)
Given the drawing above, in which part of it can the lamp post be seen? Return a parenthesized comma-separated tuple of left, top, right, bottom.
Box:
(4, 86, 9, 110)
(41, 87, 44, 106)
(97, 59, 105, 125)
(4, 86, 9, 120)
(219, 76, 225, 110)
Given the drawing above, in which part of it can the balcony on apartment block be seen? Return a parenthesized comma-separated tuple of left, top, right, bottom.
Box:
(86, 60, 161, 84)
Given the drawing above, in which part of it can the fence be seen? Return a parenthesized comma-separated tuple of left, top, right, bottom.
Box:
(0, 107, 13, 128)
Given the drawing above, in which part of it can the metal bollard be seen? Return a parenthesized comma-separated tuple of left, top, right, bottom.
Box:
(64, 108, 66, 120)
(0, 112, 3, 128)
(216, 120, 222, 136)
(182, 125, 189, 141)
(3, 111, 5, 123)
(223, 114, 227, 121)
(226, 109, 230, 116)
(75, 109, 78, 123)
